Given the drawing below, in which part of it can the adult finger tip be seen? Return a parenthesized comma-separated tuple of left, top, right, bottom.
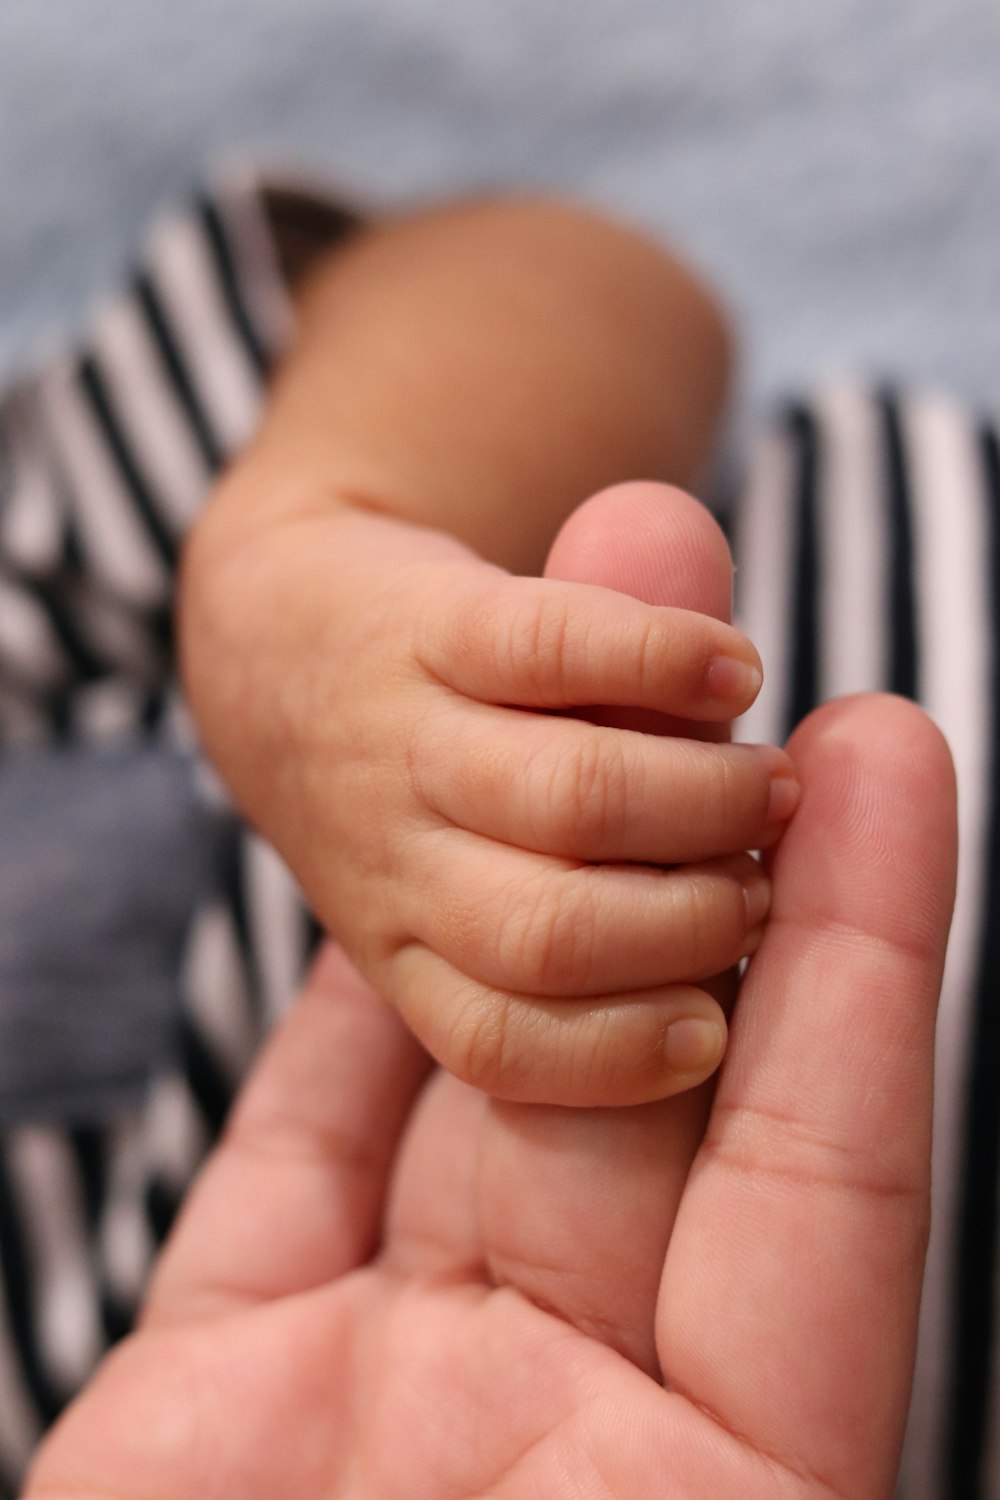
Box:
(544, 480, 734, 619)
(776, 693, 957, 952)
(787, 692, 955, 785)
(786, 694, 956, 843)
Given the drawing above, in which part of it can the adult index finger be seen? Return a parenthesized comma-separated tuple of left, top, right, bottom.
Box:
(656, 693, 957, 1499)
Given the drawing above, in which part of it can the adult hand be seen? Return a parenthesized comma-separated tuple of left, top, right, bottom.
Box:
(27, 487, 956, 1499)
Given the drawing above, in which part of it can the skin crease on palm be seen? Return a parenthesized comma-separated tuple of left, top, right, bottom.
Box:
(26, 483, 957, 1500)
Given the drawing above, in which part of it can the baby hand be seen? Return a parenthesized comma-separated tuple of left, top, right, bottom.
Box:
(183, 503, 796, 1106)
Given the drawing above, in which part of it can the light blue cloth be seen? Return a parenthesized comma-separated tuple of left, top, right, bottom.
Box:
(0, 747, 228, 1125)
(0, 0, 998, 405)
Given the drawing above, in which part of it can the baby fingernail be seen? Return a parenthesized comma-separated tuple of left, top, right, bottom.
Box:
(664, 1016, 727, 1075)
(767, 770, 801, 824)
(743, 865, 772, 927)
(705, 654, 762, 704)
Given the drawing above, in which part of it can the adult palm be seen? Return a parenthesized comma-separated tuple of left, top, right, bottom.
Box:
(27, 489, 956, 1499)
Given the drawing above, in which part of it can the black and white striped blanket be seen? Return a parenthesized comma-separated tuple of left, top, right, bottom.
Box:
(0, 172, 996, 1499)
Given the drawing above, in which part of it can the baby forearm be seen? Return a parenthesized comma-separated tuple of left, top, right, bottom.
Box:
(186, 195, 732, 578)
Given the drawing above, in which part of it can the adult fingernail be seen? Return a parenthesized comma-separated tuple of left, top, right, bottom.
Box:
(663, 1016, 727, 1075)
(743, 864, 772, 927)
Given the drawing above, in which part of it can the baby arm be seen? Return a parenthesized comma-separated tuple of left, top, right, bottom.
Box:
(180, 197, 797, 1106)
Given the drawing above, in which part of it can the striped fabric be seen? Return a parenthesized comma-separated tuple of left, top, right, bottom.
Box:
(0, 171, 344, 1495)
(737, 383, 1000, 1499)
(0, 176, 997, 1496)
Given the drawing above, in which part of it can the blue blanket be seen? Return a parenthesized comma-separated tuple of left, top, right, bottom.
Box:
(0, 0, 998, 404)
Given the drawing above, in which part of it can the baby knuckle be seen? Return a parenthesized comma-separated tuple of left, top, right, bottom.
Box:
(564, 1004, 674, 1102)
(401, 702, 454, 804)
(499, 879, 598, 994)
(667, 869, 742, 973)
(444, 989, 515, 1092)
(631, 613, 662, 700)
(546, 734, 629, 852)
(414, 579, 506, 681)
(670, 878, 712, 967)
(700, 751, 753, 830)
(508, 590, 577, 699)
(566, 1007, 633, 1097)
